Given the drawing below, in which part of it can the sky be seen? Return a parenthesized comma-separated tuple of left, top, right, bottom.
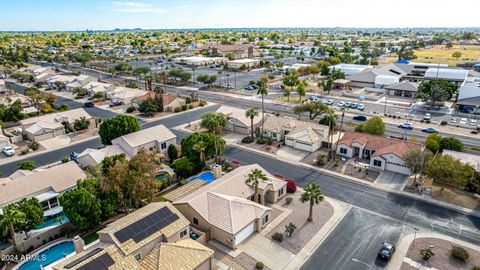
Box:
(1, 0, 479, 31)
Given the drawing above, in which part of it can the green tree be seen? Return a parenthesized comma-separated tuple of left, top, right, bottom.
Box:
(439, 137, 464, 152)
(0, 205, 25, 249)
(2, 100, 24, 122)
(355, 116, 385, 135)
(403, 149, 433, 184)
(167, 144, 178, 160)
(193, 141, 207, 164)
(73, 117, 91, 131)
(196, 74, 217, 87)
(319, 109, 338, 159)
(296, 81, 306, 102)
(425, 133, 442, 153)
(15, 198, 43, 237)
(427, 154, 470, 190)
(452, 51, 462, 60)
(303, 102, 328, 120)
(293, 104, 305, 119)
(99, 115, 140, 145)
(300, 183, 324, 222)
(417, 79, 457, 104)
(283, 88, 291, 102)
(60, 188, 101, 231)
(246, 168, 268, 203)
(17, 160, 36, 170)
(257, 80, 268, 137)
(138, 98, 159, 117)
(245, 107, 259, 139)
(172, 158, 196, 179)
(201, 112, 227, 135)
(282, 72, 299, 97)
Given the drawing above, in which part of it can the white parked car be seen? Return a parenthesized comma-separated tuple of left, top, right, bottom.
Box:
(460, 118, 468, 125)
(470, 119, 477, 126)
(2, 146, 15, 157)
(424, 113, 431, 120)
(450, 118, 458, 124)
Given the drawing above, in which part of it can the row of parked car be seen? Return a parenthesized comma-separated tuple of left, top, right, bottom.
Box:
(308, 96, 366, 111)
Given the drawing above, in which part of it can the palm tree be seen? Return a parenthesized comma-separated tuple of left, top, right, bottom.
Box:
(0, 206, 26, 249)
(246, 168, 269, 204)
(193, 141, 207, 164)
(144, 74, 153, 91)
(256, 80, 268, 138)
(245, 107, 259, 139)
(154, 85, 164, 112)
(319, 109, 338, 160)
(300, 183, 324, 222)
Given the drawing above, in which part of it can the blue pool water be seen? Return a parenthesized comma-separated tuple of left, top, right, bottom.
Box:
(188, 172, 215, 183)
(35, 212, 69, 230)
(18, 241, 74, 270)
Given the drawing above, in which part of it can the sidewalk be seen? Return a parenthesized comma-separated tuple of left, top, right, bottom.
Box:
(387, 232, 480, 270)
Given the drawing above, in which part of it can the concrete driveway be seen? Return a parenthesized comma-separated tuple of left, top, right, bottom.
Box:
(374, 171, 409, 191)
(237, 234, 295, 270)
(39, 135, 71, 150)
(276, 147, 310, 162)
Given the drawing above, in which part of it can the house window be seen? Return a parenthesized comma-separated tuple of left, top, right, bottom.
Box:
(134, 253, 141, 261)
(161, 142, 167, 149)
(340, 148, 347, 154)
(193, 218, 199, 225)
(272, 133, 277, 139)
(373, 160, 382, 167)
(278, 188, 284, 197)
(180, 229, 187, 237)
(262, 215, 269, 225)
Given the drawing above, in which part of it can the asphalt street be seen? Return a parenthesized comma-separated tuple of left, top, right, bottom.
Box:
(301, 208, 404, 270)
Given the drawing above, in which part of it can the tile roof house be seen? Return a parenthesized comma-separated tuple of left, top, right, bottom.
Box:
(197, 44, 257, 59)
(173, 164, 287, 249)
(216, 105, 262, 135)
(0, 162, 86, 230)
(384, 81, 419, 98)
(53, 202, 214, 270)
(107, 86, 149, 106)
(77, 125, 176, 167)
(65, 75, 96, 91)
(336, 132, 422, 175)
(19, 108, 93, 142)
(262, 115, 330, 152)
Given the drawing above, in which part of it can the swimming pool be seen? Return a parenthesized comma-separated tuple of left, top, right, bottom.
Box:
(17, 241, 74, 270)
(187, 172, 215, 183)
(34, 212, 69, 231)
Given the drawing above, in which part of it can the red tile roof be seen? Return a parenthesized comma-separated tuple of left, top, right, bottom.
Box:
(338, 132, 422, 158)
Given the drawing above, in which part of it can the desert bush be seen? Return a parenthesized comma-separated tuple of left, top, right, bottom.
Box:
(451, 246, 469, 262)
(272, 233, 283, 242)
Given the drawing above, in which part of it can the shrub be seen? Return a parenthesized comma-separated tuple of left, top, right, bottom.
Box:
(61, 157, 69, 163)
(126, 106, 136, 113)
(181, 104, 188, 111)
(451, 246, 469, 262)
(285, 197, 293, 204)
(199, 100, 206, 107)
(28, 141, 40, 151)
(256, 262, 264, 270)
(471, 266, 480, 270)
(265, 137, 273, 145)
(168, 144, 178, 160)
(286, 180, 297, 193)
(440, 121, 448, 125)
(20, 149, 28, 155)
(241, 136, 254, 144)
(256, 138, 266, 145)
(174, 107, 182, 113)
(272, 233, 283, 242)
(421, 247, 435, 261)
(188, 104, 193, 109)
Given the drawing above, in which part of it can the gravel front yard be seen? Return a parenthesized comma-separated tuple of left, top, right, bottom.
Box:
(403, 238, 480, 270)
(265, 190, 334, 254)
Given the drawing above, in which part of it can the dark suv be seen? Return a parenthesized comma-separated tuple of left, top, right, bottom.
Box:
(377, 242, 396, 261)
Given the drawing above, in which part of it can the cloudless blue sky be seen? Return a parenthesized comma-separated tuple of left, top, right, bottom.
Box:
(1, 0, 479, 31)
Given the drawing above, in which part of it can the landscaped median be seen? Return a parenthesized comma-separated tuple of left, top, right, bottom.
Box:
(388, 233, 480, 270)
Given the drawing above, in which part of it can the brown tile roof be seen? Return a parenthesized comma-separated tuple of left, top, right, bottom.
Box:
(338, 132, 422, 159)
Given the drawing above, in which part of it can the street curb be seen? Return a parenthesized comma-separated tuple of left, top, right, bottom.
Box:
(228, 143, 480, 219)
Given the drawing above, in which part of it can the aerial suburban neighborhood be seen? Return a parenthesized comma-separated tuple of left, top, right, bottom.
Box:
(1, 1, 480, 270)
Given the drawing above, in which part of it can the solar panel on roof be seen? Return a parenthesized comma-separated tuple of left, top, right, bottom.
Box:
(64, 248, 104, 269)
(113, 207, 179, 244)
(78, 253, 114, 270)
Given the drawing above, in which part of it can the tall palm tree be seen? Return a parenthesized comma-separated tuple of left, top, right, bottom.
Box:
(246, 168, 269, 204)
(245, 107, 259, 139)
(144, 74, 153, 91)
(319, 109, 338, 160)
(334, 107, 347, 160)
(256, 80, 268, 138)
(0, 206, 26, 249)
(193, 141, 207, 164)
(300, 183, 324, 222)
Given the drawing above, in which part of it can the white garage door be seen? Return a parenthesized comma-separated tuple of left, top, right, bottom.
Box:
(235, 222, 255, 245)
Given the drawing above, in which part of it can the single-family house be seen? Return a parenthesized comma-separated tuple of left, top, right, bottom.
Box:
(77, 125, 176, 167)
(197, 44, 257, 59)
(65, 75, 96, 91)
(384, 81, 419, 98)
(46, 75, 77, 90)
(336, 132, 423, 174)
(108, 87, 149, 106)
(216, 105, 261, 135)
(262, 115, 330, 152)
(53, 202, 214, 270)
(0, 162, 86, 231)
(19, 108, 93, 141)
(173, 164, 287, 249)
(83, 81, 115, 96)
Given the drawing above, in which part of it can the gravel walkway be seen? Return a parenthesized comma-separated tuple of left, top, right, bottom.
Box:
(403, 237, 480, 270)
(265, 191, 334, 254)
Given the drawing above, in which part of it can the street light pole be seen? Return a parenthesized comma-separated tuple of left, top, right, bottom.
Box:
(352, 258, 375, 270)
